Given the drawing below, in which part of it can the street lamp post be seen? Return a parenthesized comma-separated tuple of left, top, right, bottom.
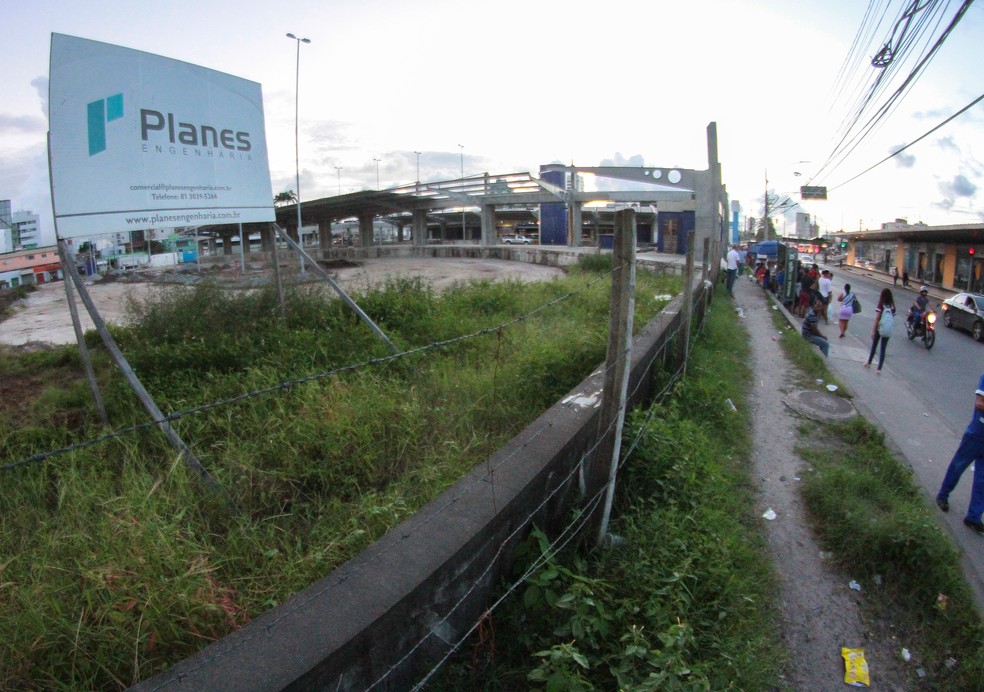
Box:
(458, 144, 465, 241)
(373, 157, 381, 190)
(335, 167, 342, 195)
(286, 32, 310, 272)
(413, 151, 421, 194)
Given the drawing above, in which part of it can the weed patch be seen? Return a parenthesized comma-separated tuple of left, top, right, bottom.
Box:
(0, 266, 677, 688)
(436, 285, 784, 689)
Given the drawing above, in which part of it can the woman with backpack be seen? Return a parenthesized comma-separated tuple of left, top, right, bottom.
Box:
(864, 288, 897, 374)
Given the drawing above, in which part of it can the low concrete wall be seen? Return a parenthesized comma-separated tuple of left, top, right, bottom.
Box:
(318, 244, 686, 275)
(133, 276, 710, 692)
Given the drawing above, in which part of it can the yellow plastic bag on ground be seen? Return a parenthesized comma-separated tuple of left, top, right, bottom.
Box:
(842, 648, 870, 687)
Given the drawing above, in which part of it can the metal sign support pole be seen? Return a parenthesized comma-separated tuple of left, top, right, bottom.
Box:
(58, 242, 222, 493)
(270, 223, 285, 316)
(275, 225, 399, 354)
(56, 242, 108, 425)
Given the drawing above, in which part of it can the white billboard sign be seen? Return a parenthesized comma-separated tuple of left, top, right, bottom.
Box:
(48, 34, 275, 238)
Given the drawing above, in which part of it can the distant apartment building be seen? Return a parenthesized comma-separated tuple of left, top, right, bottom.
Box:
(0, 200, 11, 254)
(794, 212, 818, 239)
(12, 210, 41, 250)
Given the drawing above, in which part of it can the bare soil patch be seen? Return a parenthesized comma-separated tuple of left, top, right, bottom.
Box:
(0, 257, 566, 347)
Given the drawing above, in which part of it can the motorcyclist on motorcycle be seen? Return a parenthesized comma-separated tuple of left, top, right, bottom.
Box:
(911, 286, 930, 330)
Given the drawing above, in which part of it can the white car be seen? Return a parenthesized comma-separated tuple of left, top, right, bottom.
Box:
(504, 235, 532, 245)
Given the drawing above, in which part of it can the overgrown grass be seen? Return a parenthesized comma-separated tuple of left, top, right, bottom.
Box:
(436, 283, 785, 689)
(0, 259, 680, 688)
(796, 417, 984, 687)
(773, 296, 984, 687)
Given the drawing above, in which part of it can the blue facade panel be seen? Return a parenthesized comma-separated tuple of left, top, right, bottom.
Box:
(656, 211, 695, 255)
(539, 169, 568, 246)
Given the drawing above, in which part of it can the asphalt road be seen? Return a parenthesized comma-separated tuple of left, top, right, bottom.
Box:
(822, 264, 981, 439)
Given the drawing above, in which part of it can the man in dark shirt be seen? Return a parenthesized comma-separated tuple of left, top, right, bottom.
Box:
(801, 298, 829, 357)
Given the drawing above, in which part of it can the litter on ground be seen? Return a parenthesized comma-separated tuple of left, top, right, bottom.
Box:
(762, 508, 777, 521)
(842, 648, 870, 687)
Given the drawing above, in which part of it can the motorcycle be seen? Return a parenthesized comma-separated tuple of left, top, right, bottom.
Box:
(906, 306, 937, 349)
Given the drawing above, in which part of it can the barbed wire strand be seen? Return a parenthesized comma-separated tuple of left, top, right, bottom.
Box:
(402, 334, 696, 690)
(391, 295, 711, 689)
(143, 301, 702, 691)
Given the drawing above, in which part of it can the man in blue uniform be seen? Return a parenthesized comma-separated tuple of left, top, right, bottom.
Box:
(935, 373, 984, 533)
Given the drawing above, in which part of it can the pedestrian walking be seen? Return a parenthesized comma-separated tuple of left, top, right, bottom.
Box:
(836, 283, 857, 338)
(818, 270, 832, 323)
(891, 267, 899, 286)
(864, 288, 896, 373)
(902, 270, 910, 288)
(935, 373, 984, 533)
(725, 245, 740, 296)
(801, 297, 830, 357)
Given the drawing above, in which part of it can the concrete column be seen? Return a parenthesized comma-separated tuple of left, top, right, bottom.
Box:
(242, 229, 251, 255)
(412, 209, 427, 247)
(480, 204, 496, 246)
(260, 226, 273, 253)
(693, 122, 723, 266)
(208, 237, 217, 255)
(220, 232, 234, 255)
(319, 221, 332, 250)
(694, 170, 713, 263)
(286, 224, 299, 245)
(570, 201, 583, 247)
(359, 211, 375, 247)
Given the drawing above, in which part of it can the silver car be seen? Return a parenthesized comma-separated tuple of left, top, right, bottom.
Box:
(941, 292, 984, 341)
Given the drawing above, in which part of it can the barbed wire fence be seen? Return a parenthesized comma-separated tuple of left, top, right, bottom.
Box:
(141, 275, 713, 692)
(4, 222, 720, 690)
(1, 263, 620, 474)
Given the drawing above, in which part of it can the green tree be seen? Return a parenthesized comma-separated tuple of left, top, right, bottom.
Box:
(274, 190, 297, 207)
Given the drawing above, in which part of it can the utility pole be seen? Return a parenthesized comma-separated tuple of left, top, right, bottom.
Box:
(763, 169, 769, 242)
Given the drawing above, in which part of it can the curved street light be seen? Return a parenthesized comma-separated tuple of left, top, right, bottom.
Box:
(458, 144, 465, 241)
(286, 33, 311, 271)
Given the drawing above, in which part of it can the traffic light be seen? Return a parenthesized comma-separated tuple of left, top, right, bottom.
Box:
(840, 241, 847, 248)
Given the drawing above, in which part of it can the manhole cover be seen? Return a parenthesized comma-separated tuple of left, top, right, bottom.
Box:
(784, 389, 856, 423)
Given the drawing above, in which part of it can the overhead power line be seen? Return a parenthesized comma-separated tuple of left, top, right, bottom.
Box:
(813, 0, 973, 187)
(828, 89, 984, 192)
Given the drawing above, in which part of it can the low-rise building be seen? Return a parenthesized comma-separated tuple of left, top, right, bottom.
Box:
(0, 246, 63, 289)
(841, 220, 984, 293)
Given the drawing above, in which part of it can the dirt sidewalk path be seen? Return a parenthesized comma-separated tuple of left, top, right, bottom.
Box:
(735, 274, 909, 689)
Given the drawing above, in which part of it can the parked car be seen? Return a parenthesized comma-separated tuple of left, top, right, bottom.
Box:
(940, 292, 984, 341)
(504, 235, 532, 245)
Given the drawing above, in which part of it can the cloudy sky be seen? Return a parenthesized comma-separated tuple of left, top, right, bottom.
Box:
(3, 0, 984, 245)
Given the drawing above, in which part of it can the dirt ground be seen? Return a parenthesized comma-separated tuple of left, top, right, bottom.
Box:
(0, 257, 567, 346)
(737, 273, 911, 690)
